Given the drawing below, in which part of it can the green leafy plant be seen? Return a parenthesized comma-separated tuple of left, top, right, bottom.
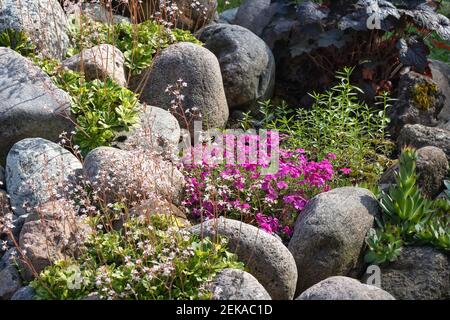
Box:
(365, 147, 450, 264)
(33, 57, 140, 154)
(68, 17, 202, 75)
(378, 148, 434, 226)
(257, 67, 394, 186)
(31, 214, 244, 300)
(365, 225, 403, 264)
(0, 28, 36, 56)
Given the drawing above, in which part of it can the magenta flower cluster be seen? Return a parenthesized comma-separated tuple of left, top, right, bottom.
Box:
(181, 132, 342, 240)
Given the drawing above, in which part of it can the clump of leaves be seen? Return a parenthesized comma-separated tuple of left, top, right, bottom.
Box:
(365, 147, 450, 264)
(33, 57, 140, 154)
(68, 17, 202, 75)
(252, 67, 394, 186)
(0, 28, 36, 56)
(31, 214, 244, 300)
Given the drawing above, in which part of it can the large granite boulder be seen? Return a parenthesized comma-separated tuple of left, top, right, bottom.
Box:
(0, 48, 73, 165)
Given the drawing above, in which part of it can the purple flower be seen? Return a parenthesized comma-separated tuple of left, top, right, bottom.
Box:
(276, 181, 289, 189)
(255, 213, 280, 234)
(327, 153, 337, 160)
(181, 131, 337, 241)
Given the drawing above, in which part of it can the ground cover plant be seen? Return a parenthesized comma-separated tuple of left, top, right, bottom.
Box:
(30, 214, 243, 300)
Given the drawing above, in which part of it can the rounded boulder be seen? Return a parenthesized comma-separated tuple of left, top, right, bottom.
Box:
(288, 187, 380, 294)
(189, 217, 298, 300)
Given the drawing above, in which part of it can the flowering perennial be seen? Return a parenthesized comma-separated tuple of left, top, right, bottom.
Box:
(181, 131, 342, 240)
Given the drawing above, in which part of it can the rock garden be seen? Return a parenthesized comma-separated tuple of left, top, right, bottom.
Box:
(0, 0, 449, 301)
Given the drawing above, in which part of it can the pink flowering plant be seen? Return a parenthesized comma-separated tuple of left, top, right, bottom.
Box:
(181, 131, 344, 241)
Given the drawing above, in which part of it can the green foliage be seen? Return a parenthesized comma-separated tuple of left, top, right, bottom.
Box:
(33, 57, 140, 154)
(255, 67, 394, 186)
(365, 225, 403, 265)
(426, 32, 450, 65)
(365, 148, 450, 264)
(31, 214, 244, 300)
(217, 0, 242, 13)
(0, 28, 36, 56)
(68, 17, 202, 75)
(379, 148, 434, 225)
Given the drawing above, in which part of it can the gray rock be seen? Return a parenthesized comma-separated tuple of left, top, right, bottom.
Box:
(113, 105, 181, 157)
(0, 166, 4, 189)
(209, 268, 271, 300)
(440, 120, 450, 131)
(5, 138, 82, 217)
(18, 199, 89, 281)
(380, 146, 449, 198)
(71, 3, 131, 24)
(189, 217, 298, 300)
(234, 0, 274, 37)
(0, 48, 74, 166)
(388, 71, 445, 137)
(11, 286, 36, 300)
(63, 44, 127, 87)
(63, 44, 126, 87)
(0, 248, 17, 271)
(130, 42, 229, 132)
(197, 24, 275, 110)
(297, 276, 395, 300)
(398, 124, 450, 160)
(379, 246, 450, 300)
(219, 8, 238, 24)
(288, 187, 380, 295)
(83, 147, 184, 205)
(0, 265, 21, 300)
(0, 0, 69, 60)
(429, 60, 450, 124)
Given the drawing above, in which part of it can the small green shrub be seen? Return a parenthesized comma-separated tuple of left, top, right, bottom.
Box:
(31, 214, 244, 300)
(33, 57, 140, 154)
(0, 28, 36, 56)
(68, 18, 202, 75)
(365, 148, 450, 265)
(254, 67, 394, 186)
